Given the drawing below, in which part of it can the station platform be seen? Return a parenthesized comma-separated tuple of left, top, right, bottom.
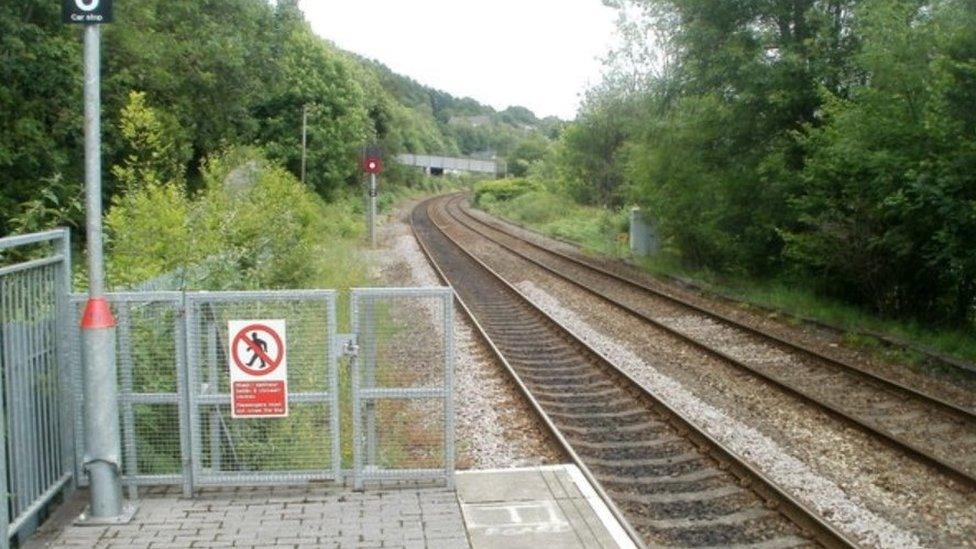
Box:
(456, 465, 635, 549)
(26, 465, 633, 549)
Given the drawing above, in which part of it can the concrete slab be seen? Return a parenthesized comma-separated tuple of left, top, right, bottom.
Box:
(456, 465, 636, 549)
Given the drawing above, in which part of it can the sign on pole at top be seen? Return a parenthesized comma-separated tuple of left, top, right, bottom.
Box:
(63, 0, 113, 24)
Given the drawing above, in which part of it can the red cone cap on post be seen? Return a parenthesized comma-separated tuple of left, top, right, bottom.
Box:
(81, 297, 116, 329)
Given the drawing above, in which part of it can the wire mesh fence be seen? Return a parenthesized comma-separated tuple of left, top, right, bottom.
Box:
(1, 230, 458, 548)
(185, 291, 340, 485)
(67, 293, 187, 496)
(351, 288, 454, 489)
(0, 229, 74, 539)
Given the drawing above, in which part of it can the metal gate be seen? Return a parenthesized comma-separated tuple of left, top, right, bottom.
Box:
(185, 291, 340, 486)
(350, 288, 455, 489)
(69, 290, 341, 493)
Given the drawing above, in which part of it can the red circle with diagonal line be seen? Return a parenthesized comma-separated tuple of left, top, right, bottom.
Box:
(232, 324, 285, 377)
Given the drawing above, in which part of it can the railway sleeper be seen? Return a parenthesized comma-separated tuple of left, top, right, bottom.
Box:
(626, 506, 802, 548)
(535, 395, 633, 408)
(545, 407, 648, 421)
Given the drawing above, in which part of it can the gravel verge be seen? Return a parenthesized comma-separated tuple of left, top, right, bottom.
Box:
(517, 280, 920, 548)
(361, 199, 561, 470)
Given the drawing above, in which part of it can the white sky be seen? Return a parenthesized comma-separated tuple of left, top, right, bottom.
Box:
(299, 1, 620, 120)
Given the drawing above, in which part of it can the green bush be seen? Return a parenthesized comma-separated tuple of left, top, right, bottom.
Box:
(476, 187, 630, 257)
(105, 147, 366, 292)
(473, 178, 541, 205)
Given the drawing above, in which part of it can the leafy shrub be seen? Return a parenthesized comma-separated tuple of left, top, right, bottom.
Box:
(105, 147, 366, 292)
(472, 178, 541, 205)
(105, 181, 204, 289)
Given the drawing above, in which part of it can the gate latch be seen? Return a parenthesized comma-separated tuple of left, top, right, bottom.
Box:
(336, 333, 359, 359)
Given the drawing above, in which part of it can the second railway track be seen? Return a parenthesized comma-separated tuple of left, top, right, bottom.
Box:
(411, 196, 854, 548)
(439, 193, 976, 488)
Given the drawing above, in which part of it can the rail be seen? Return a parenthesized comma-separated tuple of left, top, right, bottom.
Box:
(448, 194, 976, 488)
(412, 196, 855, 548)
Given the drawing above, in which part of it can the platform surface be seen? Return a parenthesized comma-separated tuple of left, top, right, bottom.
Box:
(26, 465, 633, 548)
(456, 465, 635, 549)
(26, 484, 469, 549)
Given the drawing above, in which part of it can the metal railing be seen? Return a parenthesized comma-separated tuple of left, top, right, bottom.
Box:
(0, 229, 75, 544)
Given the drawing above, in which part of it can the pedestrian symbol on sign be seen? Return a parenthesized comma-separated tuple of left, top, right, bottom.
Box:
(245, 331, 268, 369)
(229, 320, 288, 418)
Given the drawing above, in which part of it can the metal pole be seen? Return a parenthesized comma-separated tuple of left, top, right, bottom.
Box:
(369, 173, 377, 248)
(301, 104, 308, 185)
(78, 24, 131, 524)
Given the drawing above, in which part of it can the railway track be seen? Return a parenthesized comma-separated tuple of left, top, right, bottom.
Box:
(441, 194, 976, 488)
(411, 196, 854, 548)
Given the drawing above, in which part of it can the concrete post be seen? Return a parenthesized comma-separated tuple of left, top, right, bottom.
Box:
(78, 24, 135, 525)
(630, 207, 659, 258)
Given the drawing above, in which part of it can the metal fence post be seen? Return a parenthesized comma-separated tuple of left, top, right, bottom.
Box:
(54, 230, 76, 494)
(117, 307, 138, 501)
(183, 295, 200, 496)
(351, 294, 363, 490)
(327, 296, 341, 483)
(1, 315, 9, 549)
(363, 299, 377, 468)
(206, 325, 221, 474)
(443, 294, 455, 490)
(176, 293, 194, 497)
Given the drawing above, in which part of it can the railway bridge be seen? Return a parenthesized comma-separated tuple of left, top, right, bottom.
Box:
(396, 153, 505, 176)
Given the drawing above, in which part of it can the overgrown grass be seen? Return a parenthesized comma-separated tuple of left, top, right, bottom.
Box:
(477, 190, 629, 257)
(475, 184, 976, 367)
(651, 261, 976, 365)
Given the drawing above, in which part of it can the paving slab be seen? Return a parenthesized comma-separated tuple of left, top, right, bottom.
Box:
(456, 465, 636, 549)
(25, 484, 469, 549)
(25, 465, 633, 549)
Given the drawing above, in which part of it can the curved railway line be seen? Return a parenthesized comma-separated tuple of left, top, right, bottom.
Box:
(411, 195, 855, 548)
(438, 193, 976, 489)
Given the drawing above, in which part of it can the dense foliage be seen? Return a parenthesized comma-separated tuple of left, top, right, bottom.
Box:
(0, 0, 551, 235)
(555, 0, 976, 326)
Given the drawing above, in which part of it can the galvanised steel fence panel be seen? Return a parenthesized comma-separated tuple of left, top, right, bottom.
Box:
(350, 288, 455, 490)
(67, 292, 190, 496)
(185, 291, 340, 486)
(0, 229, 74, 543)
